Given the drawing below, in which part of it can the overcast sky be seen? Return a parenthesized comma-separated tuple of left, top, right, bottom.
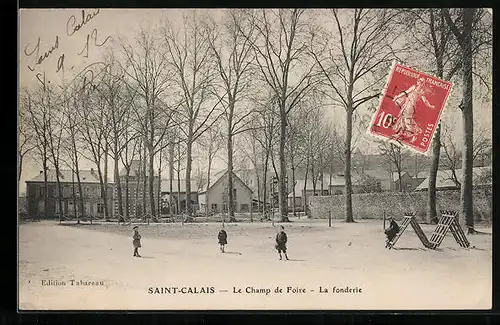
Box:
(18, 9, 492, 193)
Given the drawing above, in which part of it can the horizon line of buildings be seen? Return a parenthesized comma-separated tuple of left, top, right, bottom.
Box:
(22, 159, 492, 219)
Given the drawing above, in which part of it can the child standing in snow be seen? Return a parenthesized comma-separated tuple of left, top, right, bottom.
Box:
(218, 227, 228, 253)
(275, 225, 289, 260)
(132, 226, 142, 257)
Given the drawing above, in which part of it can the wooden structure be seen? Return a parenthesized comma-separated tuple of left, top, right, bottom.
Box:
(387, 212, 431, 249)
(428, 210, 470, 249)
(387, 210, 470, 250)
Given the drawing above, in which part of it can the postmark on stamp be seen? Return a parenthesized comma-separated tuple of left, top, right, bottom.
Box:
(367, 62, 453, 154)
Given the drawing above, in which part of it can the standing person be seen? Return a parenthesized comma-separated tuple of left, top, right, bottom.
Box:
(275, 225, 289, 260)
(392, 77, 435, 143)
(218, 227, 228, 253)
(132, 226, 142, 257)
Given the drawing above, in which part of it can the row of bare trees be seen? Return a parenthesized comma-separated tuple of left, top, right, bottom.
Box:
(19, 9, 491, 232)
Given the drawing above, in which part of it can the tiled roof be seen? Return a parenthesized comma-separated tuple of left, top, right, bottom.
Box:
(414, 166, 492, 190)
(26, 169, 101, 183)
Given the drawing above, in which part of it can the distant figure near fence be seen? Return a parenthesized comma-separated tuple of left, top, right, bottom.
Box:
(275, 225, 289, 261)
(132, 226, 142, 257)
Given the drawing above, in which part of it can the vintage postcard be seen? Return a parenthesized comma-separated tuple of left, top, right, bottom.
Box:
(18, 8, 492, 310)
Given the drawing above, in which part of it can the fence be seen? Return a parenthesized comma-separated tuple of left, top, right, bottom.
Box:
(309, 187, 492, 223)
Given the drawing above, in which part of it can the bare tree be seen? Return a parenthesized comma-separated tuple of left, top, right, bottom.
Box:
(119, 123, 141, 220)
(95, 52, 138, 221)
(206, 9, 258, 222)
(378, 141, 410, 192)
(18, 94, 36, 186)
(22, 87, 50, 219)
(197, 126, 223, 216)
(163, 11, 223, 218)
(120, 27, 177, 221)
(443, 8, 492, 234)
(440, 124, 462, 188)
(240, 9, 319, 222)
(285, 98, 315, 216)
(310, 9, 402, 222)
(441, 123, 492, 189)
(77, 82, 110, 222)
(249, 92, 280, 219)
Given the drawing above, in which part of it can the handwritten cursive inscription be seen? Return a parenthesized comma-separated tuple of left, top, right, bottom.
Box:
(78, 29, 112, 58)
(24, 36, 60, 71)
(66, 9, 101, 36)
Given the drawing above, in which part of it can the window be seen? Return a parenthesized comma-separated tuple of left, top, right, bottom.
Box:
(211, 204, 218, 211)
(97, 203, 104, 213)
(39, 187, 45, 197)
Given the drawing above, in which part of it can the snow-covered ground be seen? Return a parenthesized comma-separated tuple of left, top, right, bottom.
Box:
(18, 218, 492, 310)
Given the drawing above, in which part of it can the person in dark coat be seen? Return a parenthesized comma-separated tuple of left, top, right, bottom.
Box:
(132, 226, 142, 257)
(218, 227, 228, 253)
(384, 217, 400, 248)
(275, 225, 289, 260)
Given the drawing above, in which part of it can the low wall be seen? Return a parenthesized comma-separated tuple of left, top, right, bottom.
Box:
(309, 188, 492, 223)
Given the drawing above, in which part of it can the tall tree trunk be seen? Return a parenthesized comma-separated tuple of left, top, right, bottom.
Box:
(279, 107, 289, 222)
(344, 109, 354, 223)
(256, 170, 261, 215)
(290, 132, 296, 216)
(142, 144, 148, 220)
(157, 154, 162, 218)
(206, 151, 213, 216)
(262, 152, 269, 219)
(227, 128, 236, 222)
(148, 146, 156, 219)
(460, 8, 475, 234)
(43, 161, 48, 219)
(427, 124, 441, 224)
(135, 143, 141, 218)
(18, 156, 23, 184)
(427, 45, 444, 224)
(71, 170, 77, 222)
(185, 130, 193, 218)
(291, 165, 296, 216)
(311, 164, 317, 195)
(125, 169, 130, 219)
(71, 132, 85, 219)
(398, 169, 403, 193)
(114, 150, 124, 220)
(96, 167, 106, 220)
(303, 154, 309, 217)
(104, 141, 109, 220)
(55, 169, 63, 224)
(169, 140, 174, 218)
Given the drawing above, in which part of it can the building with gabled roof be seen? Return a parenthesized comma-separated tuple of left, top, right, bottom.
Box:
(25, 168, 114, 219)
(198, 170, 253, 214)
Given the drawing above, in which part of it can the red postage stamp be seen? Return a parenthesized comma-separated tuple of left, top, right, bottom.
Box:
(367, 63, 453, 154)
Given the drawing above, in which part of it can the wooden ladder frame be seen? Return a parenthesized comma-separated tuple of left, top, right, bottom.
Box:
(387, 212, 432, 249)
(428, 210, 470, 249)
